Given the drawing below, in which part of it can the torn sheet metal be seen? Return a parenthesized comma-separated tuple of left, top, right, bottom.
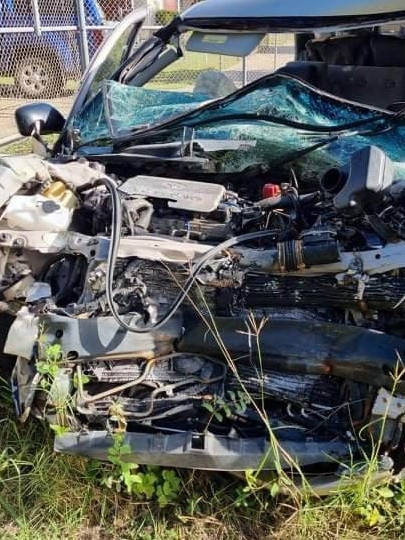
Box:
(38, 312, 183, 359)
(4, 307, 38, 359)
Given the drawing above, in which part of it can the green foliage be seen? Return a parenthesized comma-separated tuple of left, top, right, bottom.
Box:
(49, 424, 72, 437)
(3, 85, 405, 540)
(155, 9, 177, 25)
(233, 468, 289, 510)
(72, 371, 90, 389)
(202, 389, 251, 423)
(155, 469, 181, 507)
(108, 402, 128, 432)
(36, 343, 63, 391)
(102, 433, 142, 494)
(35, 342, 75, 432)
(347, 481, 405, 530)
(2, 405, 405, 539)
(0, 134, 58, 155)
(101, 433, 181, 507)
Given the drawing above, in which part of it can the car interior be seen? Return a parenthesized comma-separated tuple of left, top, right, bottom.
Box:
(280, 29, 405, 110)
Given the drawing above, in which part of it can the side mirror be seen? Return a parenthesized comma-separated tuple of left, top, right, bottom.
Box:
(15, 103, 65, 137)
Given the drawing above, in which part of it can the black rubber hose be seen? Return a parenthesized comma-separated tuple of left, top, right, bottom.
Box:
(175, 112, 389, 134)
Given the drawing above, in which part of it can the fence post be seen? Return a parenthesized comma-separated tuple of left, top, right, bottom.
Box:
(242, 56, 247, 86)
(76, 0, 90, 72)
(274, 34, 278, 71)
(31, 0, 42, 36)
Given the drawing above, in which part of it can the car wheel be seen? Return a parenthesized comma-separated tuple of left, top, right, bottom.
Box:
(15, 55, 64, 99)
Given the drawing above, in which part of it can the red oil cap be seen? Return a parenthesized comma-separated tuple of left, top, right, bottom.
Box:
(262, 183, 281, 199)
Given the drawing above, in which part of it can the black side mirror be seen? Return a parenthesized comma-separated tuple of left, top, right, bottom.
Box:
(15, 102, 65, 137)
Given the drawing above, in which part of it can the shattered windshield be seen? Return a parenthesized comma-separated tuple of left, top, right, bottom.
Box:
(70, 74, 405, 179)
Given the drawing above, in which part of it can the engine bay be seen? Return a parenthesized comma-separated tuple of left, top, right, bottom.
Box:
(2, 133, 405, 477)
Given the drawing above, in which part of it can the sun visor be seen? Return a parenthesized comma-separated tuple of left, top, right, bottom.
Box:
(186, 32, 265, 56)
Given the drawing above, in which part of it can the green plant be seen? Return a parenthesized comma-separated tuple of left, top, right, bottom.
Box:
(202, 389, 251, 424)
(101, 432, 142, 494)
(35, 342, 78, 434)
(35, 343, 63, 390)
(101, 432, 181, 507)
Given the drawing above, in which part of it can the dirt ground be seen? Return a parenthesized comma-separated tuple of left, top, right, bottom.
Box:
(0, 92, 75, 143)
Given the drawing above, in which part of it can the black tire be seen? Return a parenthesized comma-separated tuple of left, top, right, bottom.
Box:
(14, 54, 65, 99)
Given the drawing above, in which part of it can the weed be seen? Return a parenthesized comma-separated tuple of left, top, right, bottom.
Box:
(34, 341, 77, 434)
(202, 389, 251, 424)
(99, 432, 182, 507)
(35, 343, 63, 392)
(101, 432, 142, 494)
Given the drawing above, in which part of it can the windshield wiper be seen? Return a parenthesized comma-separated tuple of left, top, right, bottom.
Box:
(122, 111, 390, 140)
(122, 138, 257, 154)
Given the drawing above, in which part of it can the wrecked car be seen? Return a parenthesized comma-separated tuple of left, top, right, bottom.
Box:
(3, 0, 405, 491)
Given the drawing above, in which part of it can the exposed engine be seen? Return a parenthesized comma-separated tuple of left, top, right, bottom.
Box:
(2, 144, 405, 475)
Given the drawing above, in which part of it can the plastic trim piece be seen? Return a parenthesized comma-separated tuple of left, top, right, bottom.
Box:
(54, 430, 351, 471)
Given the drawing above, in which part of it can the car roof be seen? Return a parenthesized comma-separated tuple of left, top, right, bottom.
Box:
(180, 0, 405, 32)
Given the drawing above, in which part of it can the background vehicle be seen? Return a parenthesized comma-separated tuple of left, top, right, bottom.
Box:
(0, 0, 105, 98)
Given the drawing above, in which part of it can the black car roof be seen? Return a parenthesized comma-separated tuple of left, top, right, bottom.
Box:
(180, 0, 405, 32)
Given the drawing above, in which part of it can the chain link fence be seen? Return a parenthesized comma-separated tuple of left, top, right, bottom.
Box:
(0, 0, 111, 142)
(0, 0, 294, 143)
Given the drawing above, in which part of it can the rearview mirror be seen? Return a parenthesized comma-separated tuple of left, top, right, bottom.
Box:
(15, 103, 65, 137)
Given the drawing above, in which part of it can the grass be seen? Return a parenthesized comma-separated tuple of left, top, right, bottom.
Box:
(2, 140, 405, 540)
(0, 135, 58, 155)
(0, 139, 32, 155)
(164, 52, 238, 74)
(0, 384, 275, 540)
(2, 372, 405, 540)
